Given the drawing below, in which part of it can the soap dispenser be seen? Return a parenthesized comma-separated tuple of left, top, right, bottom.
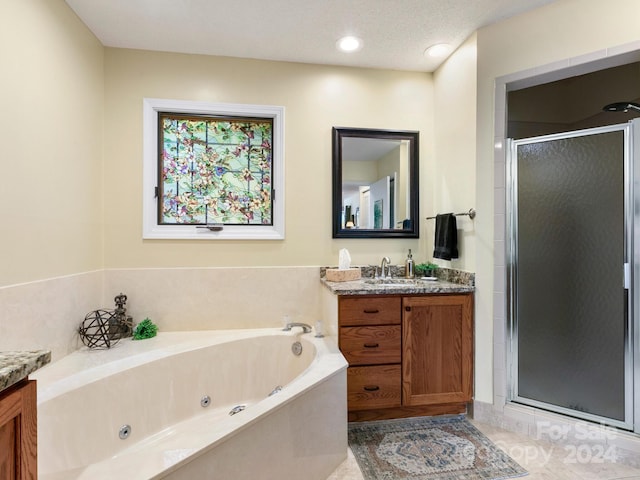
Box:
(405, 249, 415, 279)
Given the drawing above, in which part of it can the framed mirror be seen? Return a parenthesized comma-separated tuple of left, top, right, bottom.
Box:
(332, 127, 419, 238)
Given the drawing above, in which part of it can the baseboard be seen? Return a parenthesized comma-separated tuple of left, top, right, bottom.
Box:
(348, 403, 467, 422)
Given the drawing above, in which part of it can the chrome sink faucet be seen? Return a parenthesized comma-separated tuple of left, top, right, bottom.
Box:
(378, 256, 391, 279)
(283, 322, 312, 333)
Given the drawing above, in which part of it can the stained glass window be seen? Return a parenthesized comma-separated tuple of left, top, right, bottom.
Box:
(158, 113, 273, 226)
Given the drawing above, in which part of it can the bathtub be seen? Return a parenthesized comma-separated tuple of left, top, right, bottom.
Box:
(32, 328, 348, 480)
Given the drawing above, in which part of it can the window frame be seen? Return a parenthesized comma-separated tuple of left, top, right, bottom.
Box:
(143, 98, 285, 240)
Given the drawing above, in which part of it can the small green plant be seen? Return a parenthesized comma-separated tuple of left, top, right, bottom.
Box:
(132, 318, 158, 340)
(414, 262, 439, 277)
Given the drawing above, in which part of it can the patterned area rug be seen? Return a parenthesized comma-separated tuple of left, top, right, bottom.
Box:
(348, 415, 528, 480)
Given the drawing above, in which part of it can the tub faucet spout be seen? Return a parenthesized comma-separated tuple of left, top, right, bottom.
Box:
(283, 322, 312, 334)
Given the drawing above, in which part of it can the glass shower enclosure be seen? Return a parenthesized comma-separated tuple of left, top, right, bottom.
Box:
(507, 121, 639, 431)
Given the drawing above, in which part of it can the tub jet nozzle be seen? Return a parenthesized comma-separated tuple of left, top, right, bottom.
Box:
(119, 424, 131, 440)
(229, 404, 246, 416)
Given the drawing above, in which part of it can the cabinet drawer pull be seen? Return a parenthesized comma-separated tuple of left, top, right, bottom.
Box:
(363, 343, 379, 348)
(363, 309, 380, 314)
(363, 385, 380, 391)
(405, 306, 412, 312)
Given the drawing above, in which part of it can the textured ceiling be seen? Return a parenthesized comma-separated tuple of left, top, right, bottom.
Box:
(65, 0, 557, 72)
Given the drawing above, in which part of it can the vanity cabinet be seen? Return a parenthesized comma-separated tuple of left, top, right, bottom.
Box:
(0, 379, 37, 480)
(402, 295, 473, 406)
(339, 297, 402, 412)
(338, 293, 473, 421)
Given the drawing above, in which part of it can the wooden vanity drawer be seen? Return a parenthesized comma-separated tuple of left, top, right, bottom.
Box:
(347, 365, 402, 410)
(340, 325, 401, 365)
(339, 296, 401, 326)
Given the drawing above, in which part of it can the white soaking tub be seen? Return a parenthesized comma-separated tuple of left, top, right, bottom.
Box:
(32, 328, 348, 480)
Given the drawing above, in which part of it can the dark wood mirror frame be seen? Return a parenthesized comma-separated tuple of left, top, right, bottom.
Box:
(332, 127, 419, 238)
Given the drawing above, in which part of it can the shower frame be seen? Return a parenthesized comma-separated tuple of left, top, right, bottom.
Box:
(506, 121, 640, 432)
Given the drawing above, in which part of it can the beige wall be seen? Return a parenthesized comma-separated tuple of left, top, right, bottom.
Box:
(0, 0, 104, 288)
(9, 0, 631, 408)
(103, 49, 435, 269)
(0, 1, 443, 359)
(432, 33, 477, 274)
(5, 0, 640, 422)
(476, 0, 640, 402)
(0, 0, 104, 357)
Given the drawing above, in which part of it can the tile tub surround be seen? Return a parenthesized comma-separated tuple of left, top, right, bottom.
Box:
(6, 266, 471, 370)
(3, 267, 323, 368)
(0, 270, 103, 362)
(0, 350, 51, 391)
(104, 266, 323, 332)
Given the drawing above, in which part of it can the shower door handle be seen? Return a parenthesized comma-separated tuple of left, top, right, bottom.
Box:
(624, 262, 631, 290)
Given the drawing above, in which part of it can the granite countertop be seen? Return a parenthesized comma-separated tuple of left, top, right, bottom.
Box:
(0, 350, 51, 392)
(321, 265, 475, 296)
(322, 277, 474, 295)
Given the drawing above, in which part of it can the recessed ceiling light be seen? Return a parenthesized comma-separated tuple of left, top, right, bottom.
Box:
(424, 43, 453, 58)
(336, 36, 363, 53)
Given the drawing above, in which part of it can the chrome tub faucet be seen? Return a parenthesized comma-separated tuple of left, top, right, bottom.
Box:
(283, 322, 312, 333)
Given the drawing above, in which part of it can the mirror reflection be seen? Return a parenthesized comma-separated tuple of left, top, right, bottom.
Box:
(332, 127, 419, 238)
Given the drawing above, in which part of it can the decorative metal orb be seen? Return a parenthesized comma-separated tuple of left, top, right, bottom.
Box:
(78, 292, 134, 349)
(78, 310, 124, 349)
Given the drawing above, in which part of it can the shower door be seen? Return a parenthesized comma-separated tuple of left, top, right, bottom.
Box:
(507, 122, 637, 430)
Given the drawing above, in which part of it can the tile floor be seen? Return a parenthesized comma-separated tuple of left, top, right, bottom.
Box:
(327, 419, 640, 480)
